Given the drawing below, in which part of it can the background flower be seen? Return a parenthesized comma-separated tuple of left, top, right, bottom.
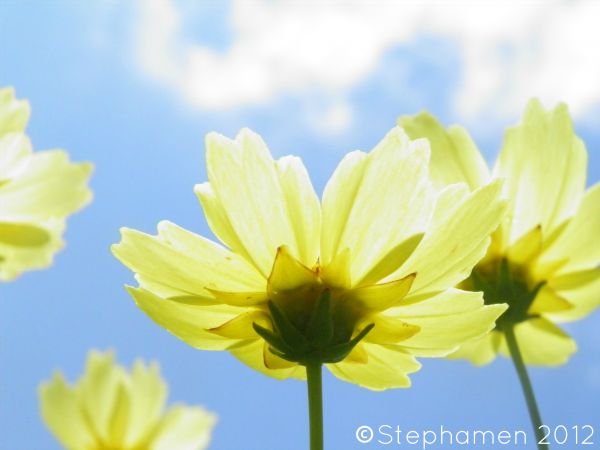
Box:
(40, 350, 216, 450)
(0, 87, 92, 281)
(400, 99, 600, 366)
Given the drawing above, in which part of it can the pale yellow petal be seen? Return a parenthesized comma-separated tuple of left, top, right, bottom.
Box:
(399, 180, 507, 293)
(546, 269, 600, 322)
(203, 129, 319, 275)
(112, 223, 265, 298)
(528, 285, 572, 315)
(494, 99, 587, 243)
(263, 343, 296, 370)
(540, 183, 600, 274)
(498, 318, 577, 366)
(229, 339, 306, 380)
(399, 112, 489, 189)
(39, 372, 94, 450)
(0, 133, 31, 179)
(127, 287, 241, 351)
(123, 361, 167, 448)
(361, 315, 420, 344)
(321, 127, 436, 283)
(447, 331, 502, 366)
(0, 150, 92, 218)
(391, 289, 507, 357)
(507, 225, 542, 265)
(79, 351, 124, 442)
(327, 343, 421, 390)
(0, 87, 30, 136)
(347, 274, 415, 311)
(209, 310, 270, 339)
(150, 405, 217, 450)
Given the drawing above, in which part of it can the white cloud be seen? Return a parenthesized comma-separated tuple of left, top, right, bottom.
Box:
(133, 0, 600, 130)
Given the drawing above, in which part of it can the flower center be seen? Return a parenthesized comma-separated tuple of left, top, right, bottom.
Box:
(461, 258, 544, 331)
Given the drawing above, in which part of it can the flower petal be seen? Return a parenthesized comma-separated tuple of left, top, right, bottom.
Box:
(539, 183, 600, 274)
(209, 310, 270, 339)
(127, 287, 241, 351)
(390, 289, 507, 357)
(112, 223, 265, 298)
(229, 339, 306, 380)
(361, 315, 420, 344)
(498, 318, 577, 366)
(0, 87, 30, 136)
(150, 406, 217, 450)
(447, 331, 502, 366)
(321, 127, 436, 283)
(202, 129, 319, 275)
(39, 372, 94, 450)
(124, 361, 167, 448)
(347, 273, 416, 311)
(327, 343, 421, 390)
(399, 180, 507, 293)
(529, 285, 572, 315)
(399, 112, 489, 190)
(494, 99, 587, 243)
(546, 269, 600, 322)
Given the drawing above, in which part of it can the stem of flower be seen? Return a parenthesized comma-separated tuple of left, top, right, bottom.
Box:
(504, 325, 548, 449)
(306, 361, 324, 450)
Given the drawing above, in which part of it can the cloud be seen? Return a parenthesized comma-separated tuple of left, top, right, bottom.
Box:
(133, 0, 600, 131)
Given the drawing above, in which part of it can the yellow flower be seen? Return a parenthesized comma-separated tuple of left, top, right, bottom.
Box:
(39, 351, 216, 450)
(113, 126, 508, 390)
(0, 87, 92, 280)
(400, 99, 599, 366)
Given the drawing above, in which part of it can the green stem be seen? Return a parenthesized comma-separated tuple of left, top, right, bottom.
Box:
(306, 361, 324, 450)
(504, 325, 548, 449)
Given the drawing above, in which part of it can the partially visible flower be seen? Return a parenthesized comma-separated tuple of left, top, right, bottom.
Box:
(113, 126, 508, 390)
(400, 99, 600, 366)
(0, 87, 92, 280)
(39, 350, 216, 450)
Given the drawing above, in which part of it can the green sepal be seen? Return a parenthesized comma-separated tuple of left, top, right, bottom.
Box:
(306, 290, 334, 347)
(319, 323, 374, 363)
(267, 300, 310, 353)
(252, 322, 293, 354)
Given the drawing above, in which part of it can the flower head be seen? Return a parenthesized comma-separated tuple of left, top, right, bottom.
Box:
(0, 87, 92, 280)
(113, 127, 507, 390)
(39, 351, 216, 450)
(400, 99, 599, 366)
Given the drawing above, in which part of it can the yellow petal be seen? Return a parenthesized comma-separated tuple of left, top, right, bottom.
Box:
(344, 343, 369, 364)
(112, 223, 265, 298)
(203, 129, 319, 275)
(0, 222, 50, 246)
(447, 331, 502, 366)
(39, 372, 94, 449)
(540, 183, 600, 274)
(0, 150, 92, 217)
(399, 112, 489, 190)
(209, 310, 270, 339)
(400, 180, 507, 294)
(204, 289, 268, 307)
(124, 361, 167, 448)
(78, 351, 124, 442)
(348, 273, 416, 311)
(229, 339, 306, 380)
(0, 133, 31, 180)
(319, 247, 351, 289)
(546, 269, 600, 322)
(390, 289, 507, 357)
(0, 87, 30, 136)
(495, 99, 587, 243)
(151, 406, 217, 450)
(127, 287, 240, 351)
(362, 314, 420, 344)
(321, 127, 436, 283)
(529, 285, 573, 315)
(267, 245, 320, 297)
(327, 343, 421, 391)
(499, 319, 577, 366)
(507, 225, 542, 265)
(275, 155, 321, 266)
(263, 343, 296, 370)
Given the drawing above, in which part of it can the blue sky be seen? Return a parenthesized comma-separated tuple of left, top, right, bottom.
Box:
(1, 1, 599, 449)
